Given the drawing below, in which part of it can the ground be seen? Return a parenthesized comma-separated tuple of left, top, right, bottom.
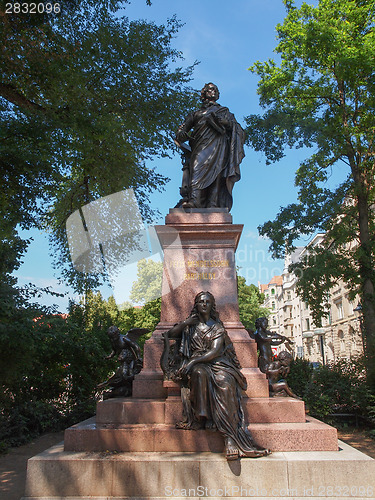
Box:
(0, 428, 374, 500)
(0, 431, 64, 500)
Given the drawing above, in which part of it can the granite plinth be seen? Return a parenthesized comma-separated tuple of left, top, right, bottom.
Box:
(157, 210, 243, 325)
(95, 396, 305, 426)
(23, 441, 375, 500)
(163, 396, 306, 425)
(64, 416, 337, 453)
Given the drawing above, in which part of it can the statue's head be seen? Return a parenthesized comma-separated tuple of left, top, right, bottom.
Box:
(255, 317, 268, 329)
(191, 291, 220, 322)
(107, 325, 120, 339)
(277, 351, 293, 365)
(201, 82, 219, 103)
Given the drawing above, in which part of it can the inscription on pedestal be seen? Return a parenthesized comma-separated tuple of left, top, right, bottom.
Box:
(166, 253, 235, 287)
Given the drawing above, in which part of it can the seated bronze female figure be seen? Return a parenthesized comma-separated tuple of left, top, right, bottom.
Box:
(161, 291, 269, 460)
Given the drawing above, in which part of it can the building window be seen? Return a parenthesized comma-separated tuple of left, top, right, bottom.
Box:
(272, 301, 276, 310)
(305, 318, 310, 331)
(273, 316, 277, 325)
(271, 288, 275, 295)
(347, 299, 354, 316)
(336, 301, 343, 320)
(338, 330, 345, 353)
(297, 346, 304, 358)
(287, 291, 291, 301)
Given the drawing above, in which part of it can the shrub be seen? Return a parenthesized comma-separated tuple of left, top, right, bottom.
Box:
(287, 357, 313, 398)
(288, 356, 374, 423)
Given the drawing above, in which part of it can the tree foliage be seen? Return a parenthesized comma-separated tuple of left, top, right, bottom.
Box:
(0, 295, 112, 451)
(246, 0, 375, 389)
(0, 0, 197, 292)
(129, 258, 163, 305)
(237, 275, 269, 330)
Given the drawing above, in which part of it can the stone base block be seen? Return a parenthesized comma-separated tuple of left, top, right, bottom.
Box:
(249, 417, 338, 452)
(243, 397, 306, 423)
(23, 441, 375, 499)
(241, 368, 269, 397)
(95, 395, 305, 426)
(228, 334, 259, 367)
(64, 416, 337, 453)
(132, 370, 166, 399)
(96, 398, 166, 425)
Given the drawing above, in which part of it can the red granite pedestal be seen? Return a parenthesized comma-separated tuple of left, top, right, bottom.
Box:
(64, 209, 338, 454)
(24, 209, 375, 500)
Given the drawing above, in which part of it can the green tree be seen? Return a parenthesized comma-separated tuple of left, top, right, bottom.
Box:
(106, 295, 120, 325)
(0, 0, 197, 293)
(246, 0, 375, 389)
(129, 258, 163, 305)
(237, 275, 269, 330)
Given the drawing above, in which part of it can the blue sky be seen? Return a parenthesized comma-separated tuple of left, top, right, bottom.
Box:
(15, 0, 339, 311)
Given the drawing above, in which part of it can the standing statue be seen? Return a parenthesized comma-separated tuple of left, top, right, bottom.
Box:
(175, 83, 245, 210)
(252, 317, 293, 373)
(161, 291, 269, 460)
(97, 326, 148, 399)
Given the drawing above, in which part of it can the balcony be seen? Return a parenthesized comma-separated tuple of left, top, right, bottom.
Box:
(302, 331, 314, 339)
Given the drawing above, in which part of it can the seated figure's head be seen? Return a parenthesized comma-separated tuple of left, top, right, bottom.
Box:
(277, 351, 293, 365)
(191, 291, 221, 323)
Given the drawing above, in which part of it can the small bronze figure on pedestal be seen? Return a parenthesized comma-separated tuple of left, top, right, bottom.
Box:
(161, 291, 269, 460)
(266, 351, 301, 399)
(253, 317, 293, 373)
(175, 83, 245, 210)
(97, 326, 147, 399)
(252, 317, 299, 399)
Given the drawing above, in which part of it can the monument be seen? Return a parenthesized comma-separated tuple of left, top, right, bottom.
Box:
(22, 84, 375, 499)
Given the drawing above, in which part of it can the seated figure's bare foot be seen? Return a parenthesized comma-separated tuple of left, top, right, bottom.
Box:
(225, 437, 240, 461)
(239, 447, 270, 458)
(205, 419, 217, 431)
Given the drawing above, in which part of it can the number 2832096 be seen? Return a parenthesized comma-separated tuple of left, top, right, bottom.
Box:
(5, 3, 61, 14)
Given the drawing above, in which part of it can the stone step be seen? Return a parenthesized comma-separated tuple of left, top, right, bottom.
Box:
(243, 396, 306, 423)
(132, 366, 270, 399)
(96, 396, 306, 425)
(23, 441, 375, 499)
(64, 416, 337, 453)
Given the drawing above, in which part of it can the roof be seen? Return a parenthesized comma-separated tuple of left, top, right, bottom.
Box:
(259, 275, 283, 292)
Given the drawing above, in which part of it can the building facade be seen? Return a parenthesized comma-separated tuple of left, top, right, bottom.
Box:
(259, 235, 363, 363)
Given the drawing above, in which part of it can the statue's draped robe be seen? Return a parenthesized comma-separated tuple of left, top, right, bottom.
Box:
(179, 322, 260, 455)
(177, 102, 245, 210)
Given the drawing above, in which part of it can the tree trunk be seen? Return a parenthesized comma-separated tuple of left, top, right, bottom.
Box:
(356, 190, 375, 391)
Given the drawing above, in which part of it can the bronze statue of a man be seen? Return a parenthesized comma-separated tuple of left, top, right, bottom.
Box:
(175, 83, 245, 210)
